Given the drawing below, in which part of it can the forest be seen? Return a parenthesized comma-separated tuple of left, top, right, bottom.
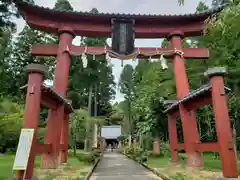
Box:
(1, 0, 240, 179)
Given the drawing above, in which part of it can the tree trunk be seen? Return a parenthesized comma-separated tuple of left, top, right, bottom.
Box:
(233, 124, 237, 161)
(92, 84, 98, 149)
(128, 135, 131, 147)
(73, 137, 77, 156)
(70, 128, 77, 156)
(127, 100, 132, 147)
(85, 85, 93, 151)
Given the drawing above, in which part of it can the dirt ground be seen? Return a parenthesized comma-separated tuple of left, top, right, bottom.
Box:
(35, 163, 91, 180)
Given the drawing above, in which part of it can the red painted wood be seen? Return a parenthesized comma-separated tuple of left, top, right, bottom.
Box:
(53, 33, 73, 96)
(59, 144, 66, 150)
(210, 75, 238, 178)
(178, 144, 184, 150)
(194, 143, 219, 152)
(16, 71, 44, 179)
(168, 115, 179, 163)
(41, 106, 64, 168)
(170, 34, 203, 167)
(17, 2, 214, 27)
(178, 143, 219, 152)
(24, 13, 205, 38)
(60, 113, 69, 163)
(31, 44, 58, 56)
(41, 31, 73, 169)
(35, 144, 52, 155)
(31, 44, 210, 59)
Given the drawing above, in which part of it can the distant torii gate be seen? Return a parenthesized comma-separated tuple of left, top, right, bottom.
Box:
(14, 0, 237, 179)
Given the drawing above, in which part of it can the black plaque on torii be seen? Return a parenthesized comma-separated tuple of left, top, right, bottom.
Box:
(111, 18, 135, 55)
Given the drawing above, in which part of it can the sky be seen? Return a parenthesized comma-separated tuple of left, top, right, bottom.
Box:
(14, 0, 212, 103)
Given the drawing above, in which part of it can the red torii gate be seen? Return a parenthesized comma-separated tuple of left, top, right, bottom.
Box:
(166, 67, 238, 177)
(14, 0, 237, 179)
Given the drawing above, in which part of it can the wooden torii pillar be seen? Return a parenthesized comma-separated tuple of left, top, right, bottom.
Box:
(205, 67, 238, 178)
(41, 27, 75, 168)
(16, 64, 47, 179)
(168, 31, 203, 167)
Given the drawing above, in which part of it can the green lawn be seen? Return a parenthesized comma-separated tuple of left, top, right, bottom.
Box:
(147, 155, 175, 168)
(0, 154, 18, 180)
(0, 154, 38, 179)
(147, 153, 240, 179)
(0, 151, 92, 180)
(147, 153, 240, 172)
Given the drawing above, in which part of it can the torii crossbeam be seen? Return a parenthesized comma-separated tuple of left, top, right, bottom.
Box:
(32, 44, 209, 59)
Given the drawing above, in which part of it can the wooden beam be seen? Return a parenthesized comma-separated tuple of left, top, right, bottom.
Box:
(178, 143, 184, 150)
(32, 44, 209, 59)
(24, 13, 205, 38)
(32, 44, 58, 56)
(194, 142, 219, 152)
(177, 143, 219, 152)
(35, 144, 52, 155)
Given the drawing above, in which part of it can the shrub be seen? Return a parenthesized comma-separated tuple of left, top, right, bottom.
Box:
(75, 152, 95, 164)
(124, 146, 149, 163)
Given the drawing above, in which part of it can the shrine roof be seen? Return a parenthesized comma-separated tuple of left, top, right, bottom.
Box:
(164, 84, 231, 113)
(20, 83, 73, 113)
(15, 0, 222, 22)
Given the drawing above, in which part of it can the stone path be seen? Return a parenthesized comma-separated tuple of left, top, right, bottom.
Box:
(89, 152, 162, 180)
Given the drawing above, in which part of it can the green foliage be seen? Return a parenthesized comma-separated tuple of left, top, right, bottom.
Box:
(0, 0, 33, 33)
(117, 135, 128, 141)
(0, 98, 23, 153)
(72, 150, 100, 164)
(124, 146, 149, 163)
(117, 0, 240, 154)
(75, 152, 95, 164)
(54, 0, 73, 11)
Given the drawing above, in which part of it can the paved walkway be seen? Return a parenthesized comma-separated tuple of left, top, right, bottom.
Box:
(89, 152, 162, 180)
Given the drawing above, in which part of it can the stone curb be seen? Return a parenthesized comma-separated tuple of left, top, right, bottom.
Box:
(122, 153, 171, 180)
(83, 153, 103, 180)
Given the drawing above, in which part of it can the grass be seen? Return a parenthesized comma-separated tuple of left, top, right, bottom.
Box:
(146, 153, 240, 180)
(147, 155, 174, 168)
(0, 150, 93, 180)
(0, 154, 18, 180)
(0, 154, 39, 179)
(147, 153, 240, 171)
